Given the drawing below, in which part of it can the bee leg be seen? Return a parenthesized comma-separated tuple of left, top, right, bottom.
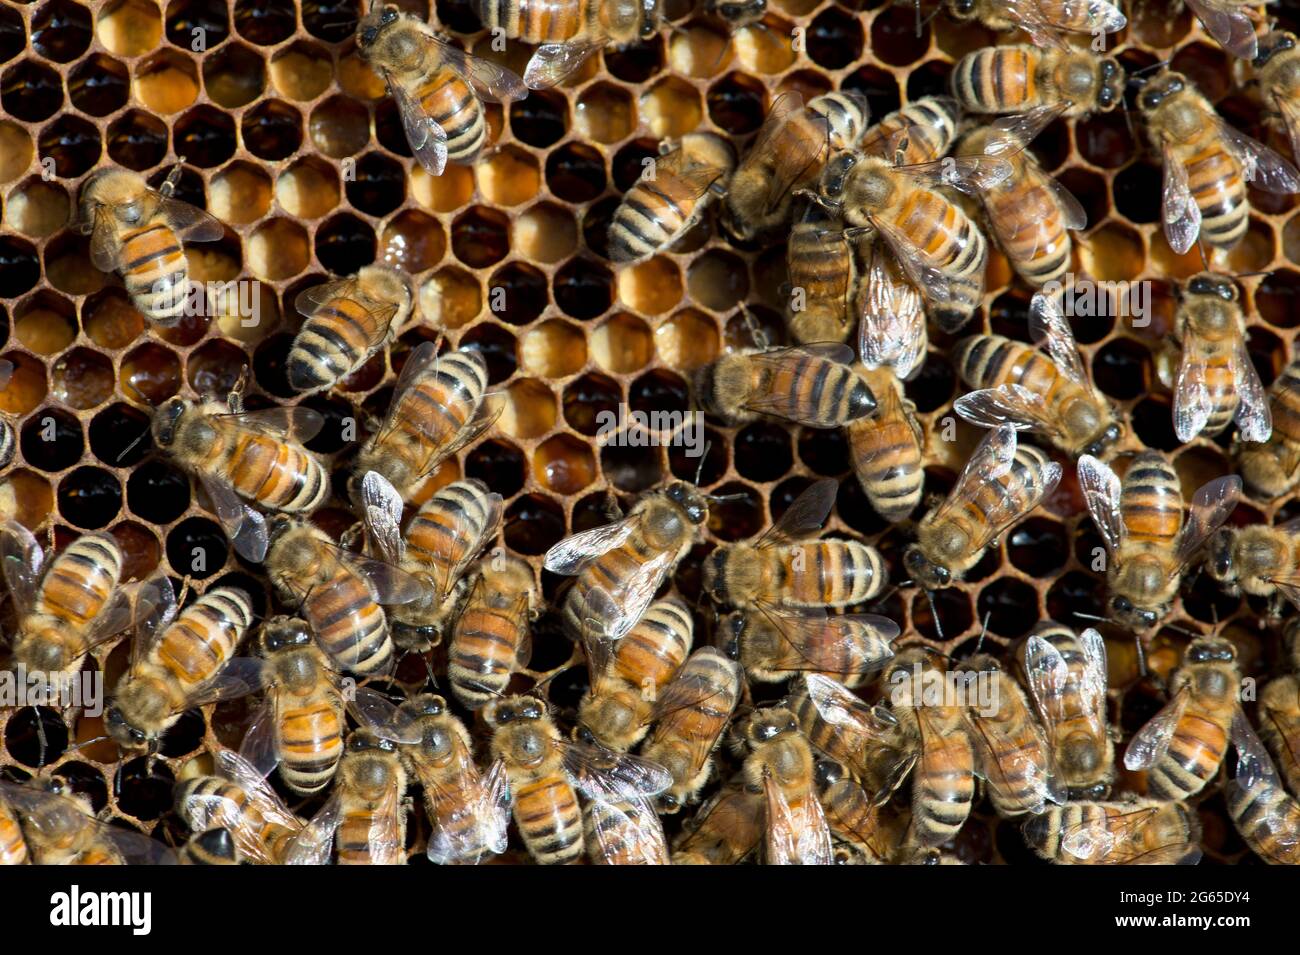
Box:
(160, 157, 187, 198)
(226, 366, 250, 414)
(601, 488, 624, 522)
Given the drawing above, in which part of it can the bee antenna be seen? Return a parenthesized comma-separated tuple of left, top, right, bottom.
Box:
(1134, 633, 1148, 678)
(115, 426, 152, 464)
(693, 442, 713, 487)
(1073, 611, 1116, 625)
(1127, 59, 1171, 82)
(1233, 269, 1274, 280)
(973, 611, 990, 656)
(925, 589, 945, 642)
(740, 304, 770, 350)
(1197, 237, 1211, 271)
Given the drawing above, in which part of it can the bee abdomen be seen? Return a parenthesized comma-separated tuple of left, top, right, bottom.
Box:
(1146, 718, 1226, 800)
(952, 46, 1036, 113)
(228, 434, 328, 513)
(1185, 145, 1247, 250)
(1120, 451, 1183, 545)
(36, 533, 123, 628)
(514, 776, 583, 864)
(311, 575, 393, 676)
(279, 700, 345, 795)
(288, 297, 385, 393)
(610, 180, 690, 263)
(419, 72, 485, 162)
(121, 223, 189, 324)
(449, 602, 527, 709)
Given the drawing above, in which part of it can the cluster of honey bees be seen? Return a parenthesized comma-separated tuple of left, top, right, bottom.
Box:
(3, 0, 1300, 866)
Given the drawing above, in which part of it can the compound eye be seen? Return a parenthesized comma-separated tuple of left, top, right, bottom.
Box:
(381, 8, 399, 23)
(360, 27, 378, 43)
(1188, 646, 1209, 663)
(1112, 596, 1133, 613)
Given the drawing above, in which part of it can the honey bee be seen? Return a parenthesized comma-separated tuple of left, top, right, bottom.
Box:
(793, 673, 917, 803)
(905, 425, 1062, 591)
(610, 133, 734, 264)
(300, 728, 410, 865)
(958, 107, 1088, 288)
(1022, 624, 1114, 799)
(2, 522, 134, 684)
(1137, 70, 1300, 257)
(105, 580, 258, 751)
(545, 481, 711, 643)
(848, 365, 926, 524)
(738, 706, 833, 865)
(485, 694, 673, 864)
(1165, 272, 1271, 443)
(856, 244, 928, 383)
(813, 758, 903, 863)
(356, 5, 526, 176)
(703, 478, 888, 610)
(951, 44, 1125, 118)
(960, 653, 1065, 817)
(1078, 452, 1241, 631)
(942, 0, 1125, 44)
(350, 342, 497, 504)
(1257, 624, 1300, 798)
(234, 616, 347, 797)
(884, 649, 978, 849)
(1226, 732, 1300, 865)
(476, 0, 660, 89)
(697, 343, 877, 429)
(395, 694, 511, 865)
(577, 596, 693, 752)
(1022, 798, 1203, 864)
(785, 200, 858, 345)
(583, 796, 671, 865)
(857, 95, 962, 166)
(1255, 31, 1300, 162)
(1237, 358, 1300, 498)
(264, 516, 423, 676)
(722, 607, 898, 688)
(288, 266, 413, 395)
(1124, 634, 1265, 800)
(640, 647, 743, 813)
(724, 90, 872, 241)
(954, 290, 1121, 459)
(670, 780, 764, 865)
(151, 386, 328, 564)
(179, 828, 241, 865)
(361, 472, 503, 651)
(77, 163, 224, 327)
(176, 748, 333, 865)
(1205, 517, 1300, 613)
(0, 777, 175, 865)
(449, 554, 540, 710)
(806, 143, 1010, 333)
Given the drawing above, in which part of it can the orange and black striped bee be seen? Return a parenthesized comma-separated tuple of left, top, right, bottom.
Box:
(1023, 797, 1203, 864)
(1227, 731, 1300, 865)
(951, 44, 1125, 119)
(955, 290, 1121, 459)
(449, 554, 540, 710)
(1137, 69, 1300, 257)
(179, 828, 241, 865)
(738, 706, 833, 865)
(814, 759, 904, 864)
(785, 200, 859, 346)
(357, 5, 526, 176)
(906, 425, 1061, 591)
(1124, 634, 1266, 801)
(942, 0, 1125, 45)
(609, 133, 734, 264)
(1238, 357, 1300, 498)
(722, 606, 897, 689)
(1258, 622, 1300, 797)
(301, 728, 410, 865)
(350, 342, 497, 504)
(670, 778, 765, 865)
(1206, 516, 1300, 614)
(1255, 31, 1300, 162)
(0, 777, 175, 865)
(77, 163, 224, 327)
(105, 579, 258, 752)
(151, 384, 327, 563)
(288, 266, 413, 395)
(583, 795, 671, 865)
(1078, 451, 1240, 632)
(697, 343, 877, 429)
(848, 365, 926, 524)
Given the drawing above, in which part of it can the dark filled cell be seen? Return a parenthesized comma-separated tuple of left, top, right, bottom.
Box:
(1091, 337, 1151, 401)
(56, 762, 110, 812)
(977, 577, 1040, 638)
(166, 516, 229, 578)
(347, 151, 406, 216)
(302, 0, 359, 42)
(806, 6, 863, 70)
(68, 54, 130, 116)
(301, 393, 356, 455)
(843, 65, 900, 119)
(113, 757, 176, 821)
(1257, 270, 1300, 330)
(503, 494, 565, 555)
(1007, 516, 1069, 575)
(40, 115, 103, 179)
(581, 196, 619, 260)
(708, 482, 765, 541)
(452, 206, 511, 269)
(1129, 397, 1181, 452)
(1055, 168, 1110, 234)
(3, 708, 68, 768)
(435, 0, 482, 34)
(374, 97, 410, 158)
(988, 291, 1030, 340)
(465, 439, 526, 498)
(707, 73, 767, 135)
(57, 467, 122, 529)
(905, 60, 950, 101)
(604, 36, 662, 83)
(1112, 161, 1162, 224)
(127, 459, 192, 525)
(797, 426, 850, 476)
(1, 59, 62, 121)
(511, 90, 568, 148)
(911, 587, 973, 642)
(563, 373, 622, 436)
(600, 443, 664, 493)
(166, 0, 229, 48)
(612, 139, 659, 192)
(0, 236, 41, 298)
(234, 0, 296, 44)
(0, 4, 24, 64)
(89, 403, 152, 468)
(904, 352, 955, 412)
(106, 110, 168, 170)
(629, 369, 689, 418)
(545, 143, 606, 202)
(554, 258, 613, 319)
(734, 423, 792, 482)
(253, 333, 298, 398)
(668, 428, 728, 485)
(1045, 569, 1106, 625)
(1075, 111, 1135, 168)
(315, 214, 377, 275)
(459, 322, 517, 384)
(870, 5, 929, 67)
(488, 262, 548, 326)
(158, 708, 206, 758)
(174, 106, 237, 167)
(32, 0, 93, 62)
(834, 476, 888, 537)
(242, 100, 302, 161)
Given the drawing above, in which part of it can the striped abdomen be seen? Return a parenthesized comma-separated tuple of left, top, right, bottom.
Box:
(120, 221, 188, 326)
(477, 0, 586, 42)
(584, 799, 669, 865)
(952, 46, 1040, 113)
(0, 421, 14, 471)
(769, 541, 885, 607)
(306, 562, 393, 676)
(957, 334, 1087, 416)
(449, 587, 531, 709)
(379, 351, 488, 477)
(981, 153, 1071, 286)
(337, 803, 405, 865)
(859, 96, 960, 163)
(748, 352, 868, 427)
(180, 829, 240, 865)
(1259, 676, 1300, 796)
(609, 598, 693, 690)
(643, 650, 740, 795)
(886, 187, 986, 320)
(849, 376, 924, 523)
(276, 689, 345, 795)
(403, 481, 498, 597)
(1178, 138, 1248, 250)
(1227, 778, 1300, 865)
(151, 588, 252, 695)
(610, 162, 714, 263)
(1027, 625, 1107, 784)
(1145, 708, 1229, 800)
(413, 70, 486, 164)
(33, 533, 123, 632)
(1181, 339, 1238, 436)
(176, 777, 280, 855)
(807, 92, 870, 151)
(1265, 360, 1300, 463)
(976, 678, 1055, 816)
(561, 535, 668, 641)
(1120, 451, 1183, 546)
(513, 774, 583, 864)
(289, 295, 390, 393)
(946, 442, 1057, 548)
(0, 800, 27, 865)
(787, 204, 852, 329)
(819, 776, 895, 861)
(223, 430, 327, 513)
(908, 712, 976, 847)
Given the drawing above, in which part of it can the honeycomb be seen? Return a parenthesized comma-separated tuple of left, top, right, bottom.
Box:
(0, 0, 1298, 865)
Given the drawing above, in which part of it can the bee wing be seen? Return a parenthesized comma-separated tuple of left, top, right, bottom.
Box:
(902, 155, 1014, 196)
(1183, 0, 1259, 59)
(426, 757, 512, 864)
(755, 604, 898, 676)
(1123, 686, 1190, 771)
(156, 196, 225, 243)
(287, 790, 344, 865)
(341, 547, 425, 605)
(746, 91, 833, 217)
(1039, 166, 1088, 233)
(78, 581, 142, 654)
(1229, 707, 1274, 791)
(1231, 336, 1273, 443)
(236, 697, 282, 781)
(926, 424, 1022, 536)
(1007, 0, 1125, 38)
(1023, 634, 1072, 739)
(648, 648, 741, 729)
(1076, 627, 1111, 740)
(348, 686, 423, 744)
(212, 747, 304, 836)
(359, 470, 406, 567)
(131, 576, 179, 667)
(870, 214, 978, 333)
(87, 206, 126, 272)
(954, 384, 1065, 439)
(965, 698, 1065, 814)
(802, 673, 907, 754)
(294, 277, 360, 315)
(1058, 804, 1155, 860)
(1277, 97, 1300, 172)
(585, 796, 670, 865)
(433, 39, 528, 104)
(858, 243, 927, 381)
(763, 775, 833, 865)
(591, 548, 671, 641)
(994, 0, 1071, 49)
(562, 740, 675, 803)
(1028, 290, 1087, 385)
(433, 492, 503, 603)
(199, 473, 269, 564)
(100, 821, 180, 865)
(219, 405, 325, 443)
(1127, 843, 1204, 864)
(1172, 473, 1243, 571)
(387, 74, 449, 176)
(757, 476, 838, 547)
(579, 595, 618, 690)
(0, 519, 45, 615)
(1172, 330, 1218, 443)
(185, 657, 265, 707)
(1077, 454, 1126, 556)
(1160, 142, 1202, 256)
(523, 38, 605, 91)
(542, 515, 640, 575)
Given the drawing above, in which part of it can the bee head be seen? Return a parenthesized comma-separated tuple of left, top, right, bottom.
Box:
(744, 706, 797, 745)
(357, 4, 401, 47)
(1081, 422, 1123, 458)
(638, 0, 661, 37)
(1254, 31, 1296, 68)
(1185, 272, 1238, 302)
(266, 514, 295, 546)
(665, 481, 708, 524)
(1109, 594, 1160, 630)
(904, 545, 950, 589)
(948, 0, 977, 19)
(105, 705, 148, 749)
(1136, 70, 1184, 112)
(405, 693, 447, 718)
(707, 0, 766, 26)
(348, 729, 398, 755)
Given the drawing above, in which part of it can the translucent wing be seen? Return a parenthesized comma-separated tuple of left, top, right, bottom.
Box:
(212, 748, 304, 836)
(757, 477, 837, 547)
(966, 697, 1064, 814)
(1172, 474, 1242, 570)
(428, 488, 503, 603)
(1172, 333, 1215, 442)
(648, 648, 740, 735)
(903, 155, 1014, 195)
(764, 776, 833, 865)
(926, 426, 1034, 546)
(751, 91, 831, 216)
(523, 38, 605, 90)
(1123, 687, 1190, 770)
(1276, 97, 1300, 170)
(0, 783, 177, 865)
(543, 516, 640, 575)
(1023, 634, 1072, 738)
(562, 740, 675, 803)
(289, 790, 344, 865)
(366, 784, 405, 864)
(295, 282, 400, 353)
(755, 605, 899, 676)
(219, 405, 325, 443)
(858, 243, 927, 380)
(427, 757, 511, 865)
(803, 676, 919, 801)
(340, 547, 425, 605)
(1006, 0, 1125, 39)
(871, 213, 980, 325)
(954, 384, 1064, 438)
(1232, 336, 1273, 443)
(237, 698, 281, 782)
(0, 519, 44, 615)
(348, 686, 423, 744)
(1059, 804, 1154, 860)
(131, 576, 179, 667)
(1184, 0, 1259, 60)
(1161, 142, 1202, 255)
(87, 207, 126, 272)
(1229, 707, 1273, 791)
(199, 473, 269, 564)
(388, 75, 449, 176)
(78, 584, 141, 654)
(360, 470, 405, 567)
(585, 796, 670, 865)
(156, 196, 225, 242)
(185, 657, 265, 708)
(1077, 454, 1126, 556)
(1076, 627, 1110, 740)
(579, 594, 618, 693)
(1217, 115, 1300, 192)
(737, 349, 861, 426)
(435, 39, 528, 104)
(1029, 290, 1087, 385)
